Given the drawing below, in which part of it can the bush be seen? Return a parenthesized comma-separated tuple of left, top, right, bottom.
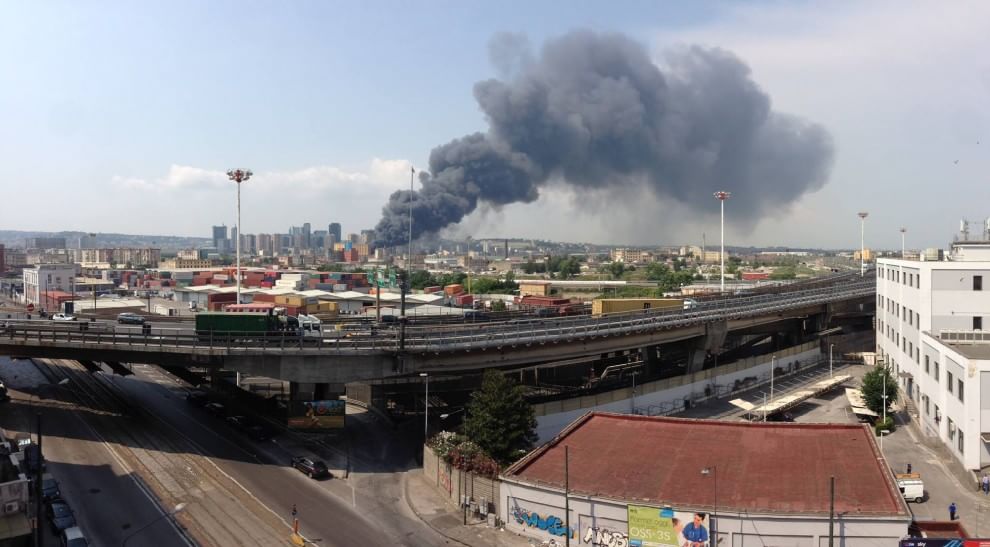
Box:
(428, 431, 500, 478)
(874, 416, 896, 437)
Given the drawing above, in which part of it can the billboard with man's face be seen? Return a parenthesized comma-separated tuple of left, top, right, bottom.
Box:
(627, 505, 712, 547)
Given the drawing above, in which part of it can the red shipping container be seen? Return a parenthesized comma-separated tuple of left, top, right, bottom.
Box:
(424, 286, 442, 294)
(455, 294, 474, 306)
(261, 281, 273, 288)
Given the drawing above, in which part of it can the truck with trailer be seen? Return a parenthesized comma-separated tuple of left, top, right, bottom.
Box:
(195, 310, 300, 339)
(591, 298, 685, 316)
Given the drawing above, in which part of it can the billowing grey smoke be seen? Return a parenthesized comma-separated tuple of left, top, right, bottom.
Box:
(375, 30, 833, 246)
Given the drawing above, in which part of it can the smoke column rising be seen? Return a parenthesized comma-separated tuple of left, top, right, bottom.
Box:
(375, 30, 834, 246)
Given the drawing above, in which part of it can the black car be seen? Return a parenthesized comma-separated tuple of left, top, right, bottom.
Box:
(116, 313, 146, 325)
(225, 415, 248, 430)
(185, 390, 209, 406)
(203, 402, 225, 417)
(245, 423, 271, 442)
(46, 498, 77, 534)
(40, 474, 61, 501)
(290, 457, 330, 479)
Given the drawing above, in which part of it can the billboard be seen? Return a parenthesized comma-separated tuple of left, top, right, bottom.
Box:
(900, 541, 990, 547)
(628, 505, 713, 547)
(287, 400, 345, 430)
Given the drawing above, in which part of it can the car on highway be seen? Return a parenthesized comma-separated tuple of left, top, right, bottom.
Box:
(290, 456, 330, 479)
(60, 526, 88, 547)
(50, 313, 77, 322)
(203, 402, 225, 417)
(0, 381, 9, 402)
(116, 312, 146, 325)
(40, 473, 61, 501)
(225, 415, 248, 430)
(46, 498, 77, 534)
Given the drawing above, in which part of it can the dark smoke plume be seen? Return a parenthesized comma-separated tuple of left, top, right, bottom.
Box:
(375, 30, 833, 246)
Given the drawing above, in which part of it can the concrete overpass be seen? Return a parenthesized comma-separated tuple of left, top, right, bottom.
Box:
(0, 275, 875, 385)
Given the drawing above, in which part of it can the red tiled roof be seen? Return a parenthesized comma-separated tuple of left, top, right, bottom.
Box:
(504, 412, 908, 516)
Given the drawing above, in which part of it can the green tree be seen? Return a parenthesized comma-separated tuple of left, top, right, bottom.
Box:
(409, 269, 433, 290)
(490, 299, 507, 312)
(462, 369, 538, 466)
(608, 262, 626, 279)
(861, 364, 899, 416)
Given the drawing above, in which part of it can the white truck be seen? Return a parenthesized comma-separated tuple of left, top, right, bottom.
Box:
(895, 473, 924, 503)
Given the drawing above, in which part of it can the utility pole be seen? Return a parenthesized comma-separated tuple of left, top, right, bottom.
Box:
(564, 445, 570, 547)
(900, 227, 907, 258)
(408, 167, 415, 266)
(828, 476, 835, 547)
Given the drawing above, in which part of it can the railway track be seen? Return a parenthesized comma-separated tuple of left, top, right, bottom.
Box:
(29, 358, 292, 546)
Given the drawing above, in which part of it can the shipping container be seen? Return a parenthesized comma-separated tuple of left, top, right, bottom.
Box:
(454, 294, 474, 306)
(423, 286, 442, 294)
(591, 298, 683, 316)
(444, 284, 464, 296)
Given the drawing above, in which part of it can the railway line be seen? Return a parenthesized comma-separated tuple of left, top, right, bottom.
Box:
(30, 358, 292, 546)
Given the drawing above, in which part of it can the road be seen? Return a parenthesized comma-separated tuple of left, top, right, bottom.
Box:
(0, 356, 191, 547)
(110, 361, 448, 546)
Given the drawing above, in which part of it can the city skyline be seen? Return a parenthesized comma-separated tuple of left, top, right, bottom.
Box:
(2, 2, 989, 249)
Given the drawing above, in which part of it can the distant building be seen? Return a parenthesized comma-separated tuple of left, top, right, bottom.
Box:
(328, 222, 342, 243)
(160, 258, 215, 269)
(26, 237, 66, 249)
(702, 250, 724, 263)
(3, 248, 26, 270)
(212, 225, 229, 254)
(610, 248, 652, 264)
(518, 280, 552, 297)
(23, 264, 76, 306)
(177, 249, 200, 260)
(71, 248, 160, 267)
(853, 249, 874, 261)
(0, 244, 4, 273)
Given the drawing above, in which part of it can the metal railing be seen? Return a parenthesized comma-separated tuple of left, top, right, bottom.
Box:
(938, 329, 990, 344)
(0, 276, 875, 355)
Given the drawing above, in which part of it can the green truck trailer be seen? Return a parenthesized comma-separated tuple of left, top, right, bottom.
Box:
(195, 312, 299, 336)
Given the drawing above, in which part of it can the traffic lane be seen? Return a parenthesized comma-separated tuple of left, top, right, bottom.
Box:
(111, 369, 407, 547)
(0, 391, 189, 547)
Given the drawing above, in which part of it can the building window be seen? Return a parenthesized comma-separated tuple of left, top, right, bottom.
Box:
(935, 362, 940, 381)
(923, 395, 929, 415)
(976, 275, 983, 291)
(948, 371, 954, 394)
(925, 355, 930, 374)
(909, 342, 913, 357)
(917, 348, 921, 363)
(960, 430, 965, 453)
(959, 379, 965, 402)
(976, 317, 983, 331)
(948, 418, 956, 441)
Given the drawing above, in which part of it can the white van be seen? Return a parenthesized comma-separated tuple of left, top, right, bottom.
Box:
(897, 478, 925, 503)
(60, 526, 88, 547)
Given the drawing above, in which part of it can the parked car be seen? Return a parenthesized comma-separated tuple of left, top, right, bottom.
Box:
(40, 473, 61, 501)
(60, 526, 88, 547)
(0, 381, 9, 402)
(225, 415, 248, 430)
(50, 314, 77, 322)
(46, 498, 77, 534)
(116, 312, 146, 325)
(185, 390, 210, 406)
(245, 423, 271, 442)
(203, 402, 225, 417)
(290, 457, 330, 479)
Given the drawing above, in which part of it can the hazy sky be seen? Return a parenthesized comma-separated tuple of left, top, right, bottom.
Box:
(2, 1, 988, 250)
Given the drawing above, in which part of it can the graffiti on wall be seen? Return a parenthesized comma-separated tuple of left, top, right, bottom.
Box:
(583, 526, 629, 547)
(439, 464, 452, 494)
(511, 504, 575, 539)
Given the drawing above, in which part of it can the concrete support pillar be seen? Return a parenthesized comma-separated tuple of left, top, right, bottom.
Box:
(687, 321, 728, 374)
(639, 345, 660, 377)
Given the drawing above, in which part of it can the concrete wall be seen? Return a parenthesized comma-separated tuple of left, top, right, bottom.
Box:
(532, 343, 820, 442)
(500, 479, 908, 547)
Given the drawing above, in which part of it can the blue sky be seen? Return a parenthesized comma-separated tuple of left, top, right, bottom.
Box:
(2, 2, 989, 250)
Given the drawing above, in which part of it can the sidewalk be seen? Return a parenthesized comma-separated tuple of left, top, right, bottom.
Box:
(403, 470, 533, 547)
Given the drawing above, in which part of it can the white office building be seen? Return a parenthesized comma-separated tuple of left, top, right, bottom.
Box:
(877, 221, 990, 471)
(22, 264, 77, 306)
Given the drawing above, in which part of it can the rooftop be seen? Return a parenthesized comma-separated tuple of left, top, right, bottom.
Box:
(503, 412, 908, 517)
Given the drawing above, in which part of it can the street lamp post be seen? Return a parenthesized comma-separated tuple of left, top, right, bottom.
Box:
(121, 502, 186, 546)
(829, 343, 835, 379)
(714, 192, 731, 293)
(701, 466, 717, 543)
(420, 372, 429, 442)
(227, 169, 253, 304)
(858, 212, 869, 276)
(408, 167, 415, 264)
(900, 227, 907, 258)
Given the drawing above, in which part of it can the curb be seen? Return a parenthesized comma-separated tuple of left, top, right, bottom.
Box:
(401, 470, 473, 547)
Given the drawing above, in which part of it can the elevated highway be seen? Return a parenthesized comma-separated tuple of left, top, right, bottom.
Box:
(0, 273, 876, 384)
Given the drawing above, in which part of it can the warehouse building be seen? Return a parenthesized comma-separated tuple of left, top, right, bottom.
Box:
(500, 412, 910, 547)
